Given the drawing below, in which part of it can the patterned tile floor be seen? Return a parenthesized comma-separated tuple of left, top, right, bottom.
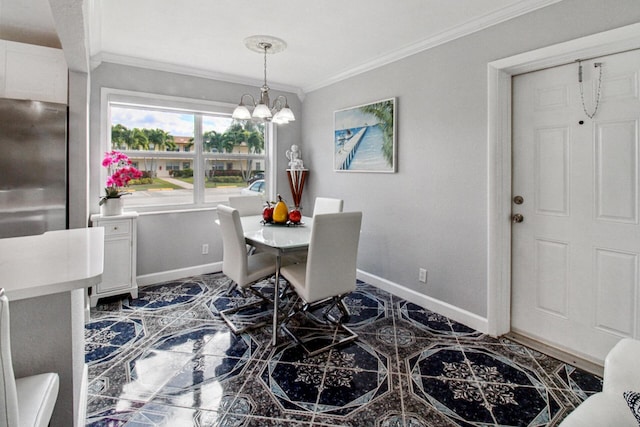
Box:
(85, 273, 601, 426)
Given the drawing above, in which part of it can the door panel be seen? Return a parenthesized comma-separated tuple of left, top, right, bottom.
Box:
(535, 238, 569, 318)
(594, 248, 637, 336)
(535, 127, 570, 216)
(595, 120, 638, 223)
(512, 49, 640, 364)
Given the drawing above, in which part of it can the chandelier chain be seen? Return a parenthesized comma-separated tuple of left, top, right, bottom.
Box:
(263, 45, 268, 87)
(578, 61, 603, 119)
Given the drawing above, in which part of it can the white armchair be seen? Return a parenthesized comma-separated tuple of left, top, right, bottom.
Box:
(1, 289, 59, 427)
(560, 338, 640, 426)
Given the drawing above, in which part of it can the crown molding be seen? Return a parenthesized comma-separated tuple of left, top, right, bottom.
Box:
(302, 0, 563, 93)
(91, 51, 304, 100)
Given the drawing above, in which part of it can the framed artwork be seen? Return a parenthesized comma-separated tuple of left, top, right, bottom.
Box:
(334, 97, 396, 173)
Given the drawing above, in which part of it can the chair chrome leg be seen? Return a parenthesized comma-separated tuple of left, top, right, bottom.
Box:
(219, 278, 275, 334)
(280, 295, 303, 327)
(248, 286, 272, 303)
(224, 280, 237, 297)
(280, 295, 358, 356)
(220, 300, 270, 334)
(278, 281, 291, 299)
(324, 295, 350, 324)
(282, 321, 358, 357)
(337, 298, 351, 320)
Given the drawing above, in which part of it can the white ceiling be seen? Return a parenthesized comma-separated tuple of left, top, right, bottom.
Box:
(0, 0, 561, 95)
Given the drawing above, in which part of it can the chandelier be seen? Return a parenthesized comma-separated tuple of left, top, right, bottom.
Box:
(232, 35, 295, 124)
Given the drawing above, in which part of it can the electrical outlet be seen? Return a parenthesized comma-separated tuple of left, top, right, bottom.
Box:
(202, 244, 209, 255)
(419, 268, 427, 283)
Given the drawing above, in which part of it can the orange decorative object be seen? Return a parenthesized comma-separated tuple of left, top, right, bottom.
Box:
(286, 169, 308, 209)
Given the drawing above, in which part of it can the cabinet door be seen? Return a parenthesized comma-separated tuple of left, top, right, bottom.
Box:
(0, 40, 68, 103)
(98, 237, 132, 293)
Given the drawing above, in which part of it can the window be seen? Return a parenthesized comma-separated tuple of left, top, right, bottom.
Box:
(103, 90, 272, 211)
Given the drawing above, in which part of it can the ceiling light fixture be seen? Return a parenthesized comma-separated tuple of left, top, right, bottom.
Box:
(232, 35, 295, 124)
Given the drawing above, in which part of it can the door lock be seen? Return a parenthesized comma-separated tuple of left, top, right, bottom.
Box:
(512, 214, 524, 223)
(513, 196, 524, 205)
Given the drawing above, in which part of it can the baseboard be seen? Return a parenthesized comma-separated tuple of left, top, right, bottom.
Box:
(357, 269, 489, 334)
(507, 331, 604, 376)
(136, 265, 487, 335)
(137, 262, 222, 287)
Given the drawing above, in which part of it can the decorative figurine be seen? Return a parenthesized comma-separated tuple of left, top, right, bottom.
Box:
(286, 144, 304, 169)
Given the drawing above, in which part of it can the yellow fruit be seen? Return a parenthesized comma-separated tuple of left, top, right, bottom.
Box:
(273, 195, 289, 223)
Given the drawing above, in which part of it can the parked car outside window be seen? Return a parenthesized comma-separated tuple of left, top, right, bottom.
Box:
(247, 172, 264, 184)
(241, 179, 265, 195)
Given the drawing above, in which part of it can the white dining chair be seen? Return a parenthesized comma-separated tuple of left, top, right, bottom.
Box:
(228, 195, 265, 254)
(217, 205, 278, 333)
(228, 195, 264, 216)
(284, 197, 344, 267)
(313, 197, 343, 216)
(279, 211, 362, 355)
(1, 289, 59, 427)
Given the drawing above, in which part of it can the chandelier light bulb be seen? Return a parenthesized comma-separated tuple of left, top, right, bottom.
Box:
(277, 106, 295, 122)
(272, 110, 289, 124)
(252, 103, 272, 119)
(232, 105, 252, 120)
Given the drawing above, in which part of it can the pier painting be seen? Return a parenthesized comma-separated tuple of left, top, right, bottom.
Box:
(334, 98, 396, 173)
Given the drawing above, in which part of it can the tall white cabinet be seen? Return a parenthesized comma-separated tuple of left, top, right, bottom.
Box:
(90, 212, 138, 306)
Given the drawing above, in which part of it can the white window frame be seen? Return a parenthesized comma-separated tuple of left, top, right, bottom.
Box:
(100, 88, 274, 212)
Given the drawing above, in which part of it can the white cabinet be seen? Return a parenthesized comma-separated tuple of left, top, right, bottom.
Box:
(90, 212, 138, 306)
(0, 39, 68, 104)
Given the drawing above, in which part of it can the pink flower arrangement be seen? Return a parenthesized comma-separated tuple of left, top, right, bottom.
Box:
(100, 151, 143, 205)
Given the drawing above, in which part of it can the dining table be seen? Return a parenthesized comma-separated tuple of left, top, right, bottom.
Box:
(230, 214, 312, 346)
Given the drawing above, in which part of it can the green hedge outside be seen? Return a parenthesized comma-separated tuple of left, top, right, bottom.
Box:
(210, 176, 244, 184)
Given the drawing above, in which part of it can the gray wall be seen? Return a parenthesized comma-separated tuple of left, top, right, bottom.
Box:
(300, 0, 640, 317)
(85, 0, 640, 317)
(89, 63, 302, 275)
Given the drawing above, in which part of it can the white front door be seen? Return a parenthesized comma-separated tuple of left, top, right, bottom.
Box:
(511, 49, 640, 364)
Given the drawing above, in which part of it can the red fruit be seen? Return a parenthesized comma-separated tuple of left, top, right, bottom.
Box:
(263, 202, 274, 222)
(288, 208, 302, 224)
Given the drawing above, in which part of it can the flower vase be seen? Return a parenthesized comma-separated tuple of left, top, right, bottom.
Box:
(100, 197, 124, 216)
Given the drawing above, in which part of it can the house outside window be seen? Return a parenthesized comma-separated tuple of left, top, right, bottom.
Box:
(103, 89, 271, 211)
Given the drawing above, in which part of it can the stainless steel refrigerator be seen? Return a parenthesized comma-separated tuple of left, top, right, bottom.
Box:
(0, 98, 67, 238)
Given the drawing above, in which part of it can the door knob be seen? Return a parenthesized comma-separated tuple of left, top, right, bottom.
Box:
(512, 214, 524, 223)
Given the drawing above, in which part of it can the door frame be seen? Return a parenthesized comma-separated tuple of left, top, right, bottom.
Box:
(487, 22, 640, 337)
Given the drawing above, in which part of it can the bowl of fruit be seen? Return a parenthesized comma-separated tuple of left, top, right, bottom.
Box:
(262, 195, 303, 226)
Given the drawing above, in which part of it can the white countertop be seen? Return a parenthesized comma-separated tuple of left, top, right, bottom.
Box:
(0, 228, 104, 300)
